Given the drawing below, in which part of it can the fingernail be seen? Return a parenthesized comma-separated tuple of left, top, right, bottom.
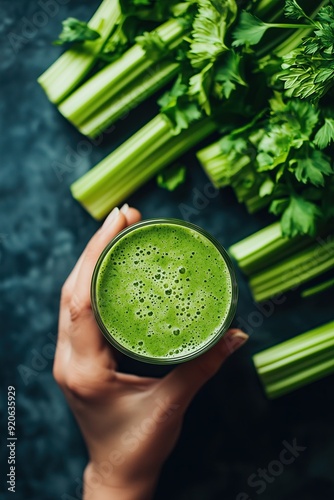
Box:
(120, 203, 129, 214)
(102, 207, 119, 229)
(225, 329, 249, 354)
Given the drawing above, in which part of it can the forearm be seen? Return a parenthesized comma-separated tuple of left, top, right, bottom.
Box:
(83, 464, 158, 500)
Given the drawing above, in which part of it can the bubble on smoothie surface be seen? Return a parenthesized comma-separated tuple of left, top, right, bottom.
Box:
(96, 224, 233, 359)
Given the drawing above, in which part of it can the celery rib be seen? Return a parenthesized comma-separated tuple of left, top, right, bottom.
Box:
(59, 18, 186, 128)
(38, 0, 120, 104)
(88, 119, 216, 218)
(253, 321, 334, 398)
(250, 236, 334, 301)
(79, 61, 180, 138)
(229, 222, 311, 276)
(71, 116, 216, 219)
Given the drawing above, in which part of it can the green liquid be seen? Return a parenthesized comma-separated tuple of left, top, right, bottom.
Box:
(95, 222, 234, 361)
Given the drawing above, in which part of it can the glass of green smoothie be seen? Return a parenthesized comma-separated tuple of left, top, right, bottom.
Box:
(91, 219, 237, 364)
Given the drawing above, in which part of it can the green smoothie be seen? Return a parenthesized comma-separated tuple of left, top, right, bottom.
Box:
(92, 219, 237, 363)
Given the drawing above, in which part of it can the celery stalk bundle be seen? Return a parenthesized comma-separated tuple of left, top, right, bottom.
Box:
(38, 0, 189, 134)
(71, 115, 216, 219)
(253, 321, 334, 398)
(39, 0, 334, 227)
(229, 222, 334, 302)
(58, 18, 186, 132)
(197, 0, 334, 240)
(38, 0, 121, 104)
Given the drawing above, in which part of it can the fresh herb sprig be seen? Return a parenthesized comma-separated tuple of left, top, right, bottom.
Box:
(198, 92, 334, 237)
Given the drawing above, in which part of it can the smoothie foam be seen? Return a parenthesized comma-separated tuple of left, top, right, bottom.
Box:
(93, 221, 235, 362)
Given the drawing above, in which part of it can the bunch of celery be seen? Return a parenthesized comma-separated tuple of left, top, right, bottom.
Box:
(229, 222, 334, 302)
(198, 1, 334, 239)
(253, 321, 334, 398)
(38, 0, 121, 104)
(71, 0, 323, 219)
(58, 17, 187, 136)
(38, 0, 187, 131)
(71, 116, 217, 219)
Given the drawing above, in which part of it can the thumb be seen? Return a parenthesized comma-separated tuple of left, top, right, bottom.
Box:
(160, 329, 248, 408)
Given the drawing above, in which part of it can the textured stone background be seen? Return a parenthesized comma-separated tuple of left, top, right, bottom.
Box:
(1, 1, 334, 499)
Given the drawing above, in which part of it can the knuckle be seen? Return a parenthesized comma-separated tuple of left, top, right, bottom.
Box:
(68, 293, 91, 322)
(64, 373, 98, 399)
(61, 282, 72, 306)
(64, 373, 85, 397)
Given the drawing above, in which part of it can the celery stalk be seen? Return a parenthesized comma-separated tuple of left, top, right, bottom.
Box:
(71, 116, 217, 219)
(301, 277, 334, 298)
(250, 235, 334, 301)
(197, 140, 250, 188)
(229, 222, 311, 276)
(59, 18, 186, 127)
(79, 61, 180, 138)
(38, 0, 120, 104)
(253, 321, 334, 398)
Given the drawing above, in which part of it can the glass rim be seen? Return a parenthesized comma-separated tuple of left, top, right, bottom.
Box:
(91, 218, 238, 365)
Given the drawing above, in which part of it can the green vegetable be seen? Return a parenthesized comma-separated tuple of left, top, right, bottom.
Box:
(53, 18, 101, 45)
(69, 0, 245, 216)
(231, 10, 310, 47)
(38, 0, 121, 104)
(42, 0, 333, 223)
(58, 18, 186, 128)
(301, 276, 334, 297)
(229, 222, 311, 276)
(197, 1, 334, 238)
(249, 234, 334, 302)
(157, 164, 187, 191)
(79, 61, 179, 138)
(280, 1, 334, 102)
(229, 221, 334, 302)
(198, 92, 334, 238)
(253, 321, 334, 398)
(71, 115, 216, 219)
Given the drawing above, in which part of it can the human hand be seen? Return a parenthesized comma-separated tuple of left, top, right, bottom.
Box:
(53, 205, 248, 500)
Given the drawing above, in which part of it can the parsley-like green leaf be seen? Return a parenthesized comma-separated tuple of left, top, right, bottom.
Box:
(279, 195, 322, 237)
(284, 0, 314, 23)
(188, 63, 214, 115)
(136, 31, 169, 60)
(232, 11, 270, 47)
(280, 3, 334, 102)
(232, 6, 311, 48)
(293, 148, 332, 187)
(270, 197, 290, 216)
(314, 118, 334, 149)
(214, 51, 247, 99)
(53, 18, 100, 46)
(259, 177, 275, 197)
(188, 0, 237, 69)
(158, 76, 202, 134)
(157, 164, 187, 190)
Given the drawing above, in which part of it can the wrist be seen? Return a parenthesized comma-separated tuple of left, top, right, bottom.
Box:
(83, 462, 158, 500)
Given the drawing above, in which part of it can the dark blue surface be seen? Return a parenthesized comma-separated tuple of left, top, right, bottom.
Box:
(1, 1, 334, 499)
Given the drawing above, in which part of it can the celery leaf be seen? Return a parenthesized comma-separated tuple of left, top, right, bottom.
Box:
(232, 11, 270, 47)
(314, 118, 334, 149)
(271, 195, 321, 237)
(136, 31, 169, 60)
(53, 18, 100, 45)
(157, 164, 187, 190)
(188, 0, 237, 68)
(293, 149, 332, 187)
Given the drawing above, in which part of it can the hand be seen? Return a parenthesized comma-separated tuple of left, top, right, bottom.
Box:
(53, 205, 248, 500)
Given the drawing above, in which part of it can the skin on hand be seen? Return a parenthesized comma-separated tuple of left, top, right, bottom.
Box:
(53, 205, 249, 500)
